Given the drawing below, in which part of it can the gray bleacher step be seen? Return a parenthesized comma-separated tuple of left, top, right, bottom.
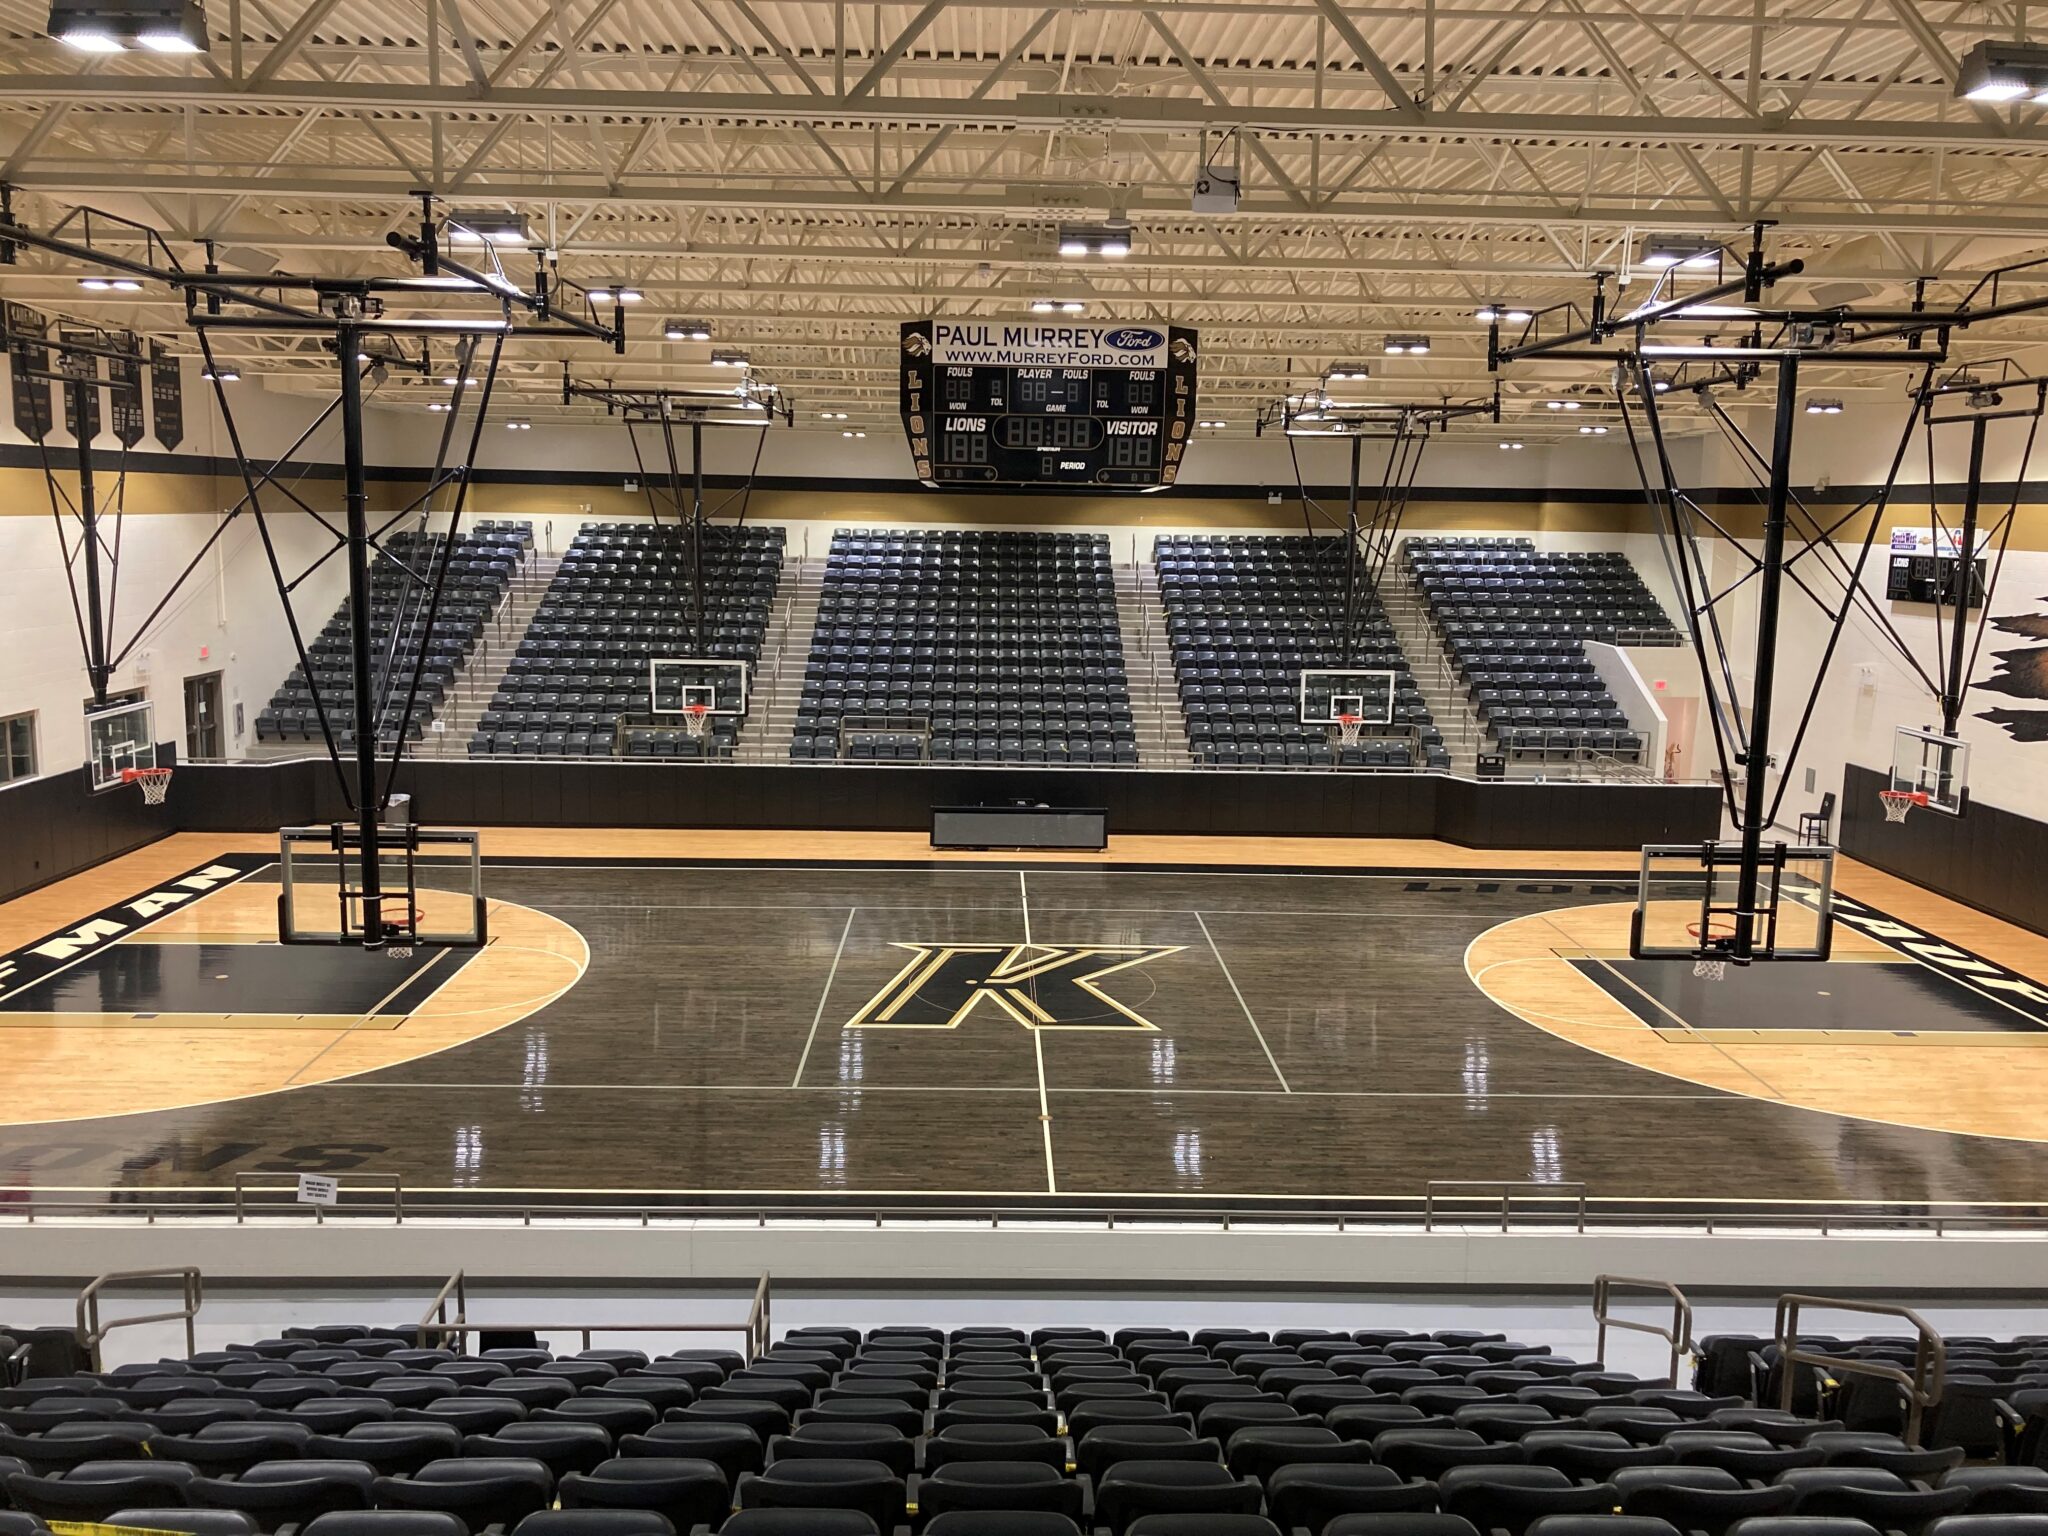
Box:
(418, 551, 563, 758)
(1379, 569, 1485, 775)
(1115, 561, 1191, 769)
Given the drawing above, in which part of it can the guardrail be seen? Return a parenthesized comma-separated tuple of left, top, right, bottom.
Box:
(412, 1269, 772, 1361)
(7, 1188, 2048, 1235)
(75, 1266, 203, 1371)
(1775, 1293, 1947, 1445)
(232, 1171, 405, 1221)
(1423, 1180, 1589, 1232)
(1594, 1274, 1695, 1386)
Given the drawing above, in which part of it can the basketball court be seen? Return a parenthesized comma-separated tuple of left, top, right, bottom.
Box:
(4, 829, 2044, 1215)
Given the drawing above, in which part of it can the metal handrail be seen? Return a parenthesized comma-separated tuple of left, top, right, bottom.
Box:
(75, 1266, 203, 1370)
(1775, 1293, 1947, 1445)
(7, 1187, 2048, 1235)
(1423, 1180, 1589, 1232)
(418, 1269, 468, 1346)
(233, 1171, 404, 1221)
(413, 1271, 773, 1359)
(1594, 1274, 1696, 1385)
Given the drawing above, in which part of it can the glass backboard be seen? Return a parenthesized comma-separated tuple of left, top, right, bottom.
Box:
(1299, 668, 1397, 725)
(85, 698, 157, 792)
(1632, 841, 1834, 961)
(279, 824, 486, 949)
(650, 657, 749, 717)
(1890, 726, 1970, 816)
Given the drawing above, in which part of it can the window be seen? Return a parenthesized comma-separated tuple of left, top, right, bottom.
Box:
(0, 712, 37, 784)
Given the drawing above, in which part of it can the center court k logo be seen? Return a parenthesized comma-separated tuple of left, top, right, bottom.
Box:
(845, 943, 1184, 1031)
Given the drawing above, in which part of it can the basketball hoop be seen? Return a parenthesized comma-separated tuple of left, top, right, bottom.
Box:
(682, 703, 711, 740)
(1685, 918, 1737, 983)
(121, 766, 173, 806)
(1335, 713, 1364, 750)
(1880, 788, 1929, 823)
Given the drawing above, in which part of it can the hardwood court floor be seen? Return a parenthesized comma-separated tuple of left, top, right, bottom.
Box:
(2, 830, 2046, 1213)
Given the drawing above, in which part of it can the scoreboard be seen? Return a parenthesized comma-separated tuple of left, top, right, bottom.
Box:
(900, 320, 1198, 490)
(1885, 527, 1987, 607)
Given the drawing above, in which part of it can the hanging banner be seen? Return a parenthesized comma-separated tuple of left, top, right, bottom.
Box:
(4, 302, 54, 442)
(109, 334, 146, 448)
(60, 327, 103, 445)
(150, 341, 184, 450)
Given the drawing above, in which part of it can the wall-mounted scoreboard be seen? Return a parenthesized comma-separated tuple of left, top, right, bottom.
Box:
(900, 320, 1198, 490)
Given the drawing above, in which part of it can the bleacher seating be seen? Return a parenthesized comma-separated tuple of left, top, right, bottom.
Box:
(255, 522, 529, 750)
(1153, 535, 1447, 771)
(6, 1320, 2047, 1536)
(790, 530, 1138, 767)
(1405, 537, 1679, 766)
(469, 524, 783, 760)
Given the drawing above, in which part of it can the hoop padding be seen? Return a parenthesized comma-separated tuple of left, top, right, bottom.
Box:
(123, 766, 173, 806)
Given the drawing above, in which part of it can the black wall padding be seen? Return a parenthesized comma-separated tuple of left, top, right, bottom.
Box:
(169, 758, 1719, 851)
(1839, 761, 2048, 937)
(0, 745, 177, 903)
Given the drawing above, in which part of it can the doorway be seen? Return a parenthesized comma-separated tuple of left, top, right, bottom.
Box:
(184, 671, 224, 760)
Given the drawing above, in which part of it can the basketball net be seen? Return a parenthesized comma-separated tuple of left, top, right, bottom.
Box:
(123, 766, 173, 806)
(1336, 713, 1364, 750)
(683, 703, 711, 740)
(1879, 788, 1927, 824)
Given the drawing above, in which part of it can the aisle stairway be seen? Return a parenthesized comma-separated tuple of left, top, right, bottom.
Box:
(1379, 570, 1486, 774)
(737, 554, 821, 761)
(1114, 560, 1193, 768)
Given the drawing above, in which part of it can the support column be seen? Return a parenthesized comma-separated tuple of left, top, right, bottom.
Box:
(691, 418, 706, 653)
(1732, 352, 1799, 960)
(338, 325, 384, 947)
(1941, 413, 1987, 740)
(1340, 433, 1362, 668)
(74, 377, 108, 706)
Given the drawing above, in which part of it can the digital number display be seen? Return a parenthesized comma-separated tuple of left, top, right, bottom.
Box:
(999, 415, 1095, 451)
(1105, 433, 1159, 469)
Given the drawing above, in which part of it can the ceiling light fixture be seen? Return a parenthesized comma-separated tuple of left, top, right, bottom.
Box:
(1029, 298, 1088, 315)
(1545, 398, 1582, 411)
(1578, 423, 1610, 435)
(506, 417, 533, 430)
(662, 318, 712, 342)
(1475, 305, 1533, 325)
(1499, 440, 1524, 451)
(50, 0, 207, 52)
(1198, 419, 1229, 429)
(1057, 220, 1134, 258)
(78, 275, 142, 292)
(1639, 234, 1723, 270)
(1382, 334, 1431, 355)
(588, 282, 642, 304)
(445, 209, 529, 245)
(841, 429, 866, 438)
(1804, 397, 1844, 415)
(1324, 364, 1372, 382)
(709, 349, 750, 368)
(1957, 38, 2048, 103)
(199, 366, 238, 382)
(819, 410, 849, 420)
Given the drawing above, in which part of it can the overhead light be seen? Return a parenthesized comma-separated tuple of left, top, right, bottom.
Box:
(841, 429, 866, 439)
(1382, 334, 1431, 355)
(710, 349, 750, 368)
(1578, 423, 1610, 435)
(1475, 305, 1533, 325)
(588, 281, 642, 304)
(78, 275, 142, 292)
(199, 366, 238, 382)
(51, 0, 208, 52)
(1324, 364, 1372, 382)
(1057, 221, 1134, 258)
(662, 318, 712, 341)
(1198, 419, 1229, 429)
(445, 208, 529, 245)
(1804, 396, 1844, 415)
(1650, 373, 1673, 393)
(506, 417, 532, 430)
(1639, 234, 1722, 270)
(426, 402, 452, 413)
(819, 410, 849, 420)
(1499, 441, 1524, 451)
(1545, 398, 1582, 411)
(440, 375, 479, 387)
(1956, 38, 2048, 103)
(1029, 298, 1087, 315)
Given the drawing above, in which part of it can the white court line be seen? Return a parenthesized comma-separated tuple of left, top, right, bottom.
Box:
(1023, 871, 1057, 1194)
(789, 906, 857, 1088)
(1194, 910, 1291, 1093)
